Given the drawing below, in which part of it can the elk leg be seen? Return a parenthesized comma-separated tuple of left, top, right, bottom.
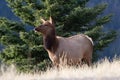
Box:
(86, 58, 92, 66)
(82, 57, 92, 66)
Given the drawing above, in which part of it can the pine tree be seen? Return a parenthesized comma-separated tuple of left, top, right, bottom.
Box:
(0, 0, 116, 72)
(0, 18, 49, 72)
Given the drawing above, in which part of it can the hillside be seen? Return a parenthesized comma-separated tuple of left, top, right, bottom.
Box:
(88, 0, 120, 58)
(0, 58, 120, 80)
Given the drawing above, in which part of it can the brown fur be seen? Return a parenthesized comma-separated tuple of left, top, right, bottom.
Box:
(34, 17, 93, 67)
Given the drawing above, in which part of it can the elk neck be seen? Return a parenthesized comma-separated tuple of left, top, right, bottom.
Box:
(43, 30, 59, 53)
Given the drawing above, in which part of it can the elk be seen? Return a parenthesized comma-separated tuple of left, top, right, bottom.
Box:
(34, 17, 93, 67)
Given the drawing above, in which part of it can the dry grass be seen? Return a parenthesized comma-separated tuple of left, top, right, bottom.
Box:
(0, 58, 120, 80)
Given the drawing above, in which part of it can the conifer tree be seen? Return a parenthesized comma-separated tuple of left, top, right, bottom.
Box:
(0, 0, 116, 72)
(0, 18, 49, 72)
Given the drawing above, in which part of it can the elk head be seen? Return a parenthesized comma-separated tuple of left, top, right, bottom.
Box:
(34, 17, 55, 35)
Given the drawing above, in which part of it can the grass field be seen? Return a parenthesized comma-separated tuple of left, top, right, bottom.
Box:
(0, 58, 120, 80)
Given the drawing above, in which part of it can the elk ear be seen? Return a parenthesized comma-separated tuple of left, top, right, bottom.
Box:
(49, 16, 53, 24)
(41, 18, 46, 23)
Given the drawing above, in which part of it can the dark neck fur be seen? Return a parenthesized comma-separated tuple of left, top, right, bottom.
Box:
(43, 31, 58, 52)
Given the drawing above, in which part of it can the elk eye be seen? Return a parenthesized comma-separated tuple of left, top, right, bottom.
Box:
(40, 25, 46, 28)
(44, 26, 48, 27)
(44, 25, 48, 27)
